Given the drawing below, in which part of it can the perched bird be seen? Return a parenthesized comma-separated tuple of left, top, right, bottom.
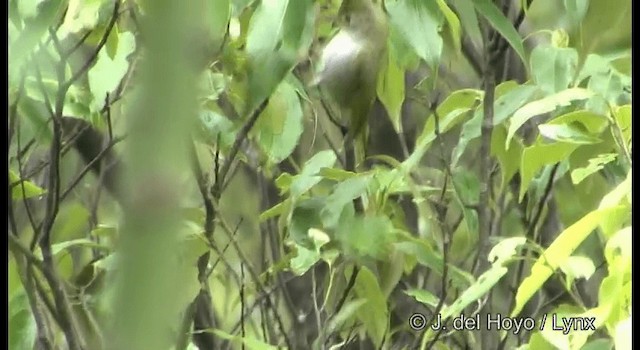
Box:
(313, 0, 389, 170)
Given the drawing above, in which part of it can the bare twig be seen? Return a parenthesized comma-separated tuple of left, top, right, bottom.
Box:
(240, 264, 246, 350)
(476, 12, 501, 350)
(217, 100, 270, 194)
(31, 23, 90, 350)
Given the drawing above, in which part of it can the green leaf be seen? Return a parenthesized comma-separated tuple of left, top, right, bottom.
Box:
(290, 245, 320, 275)
(580, 0, 631, 55)
(506, 88, 594, 148)
(386, 0, 443, 70)
(519, 142, 578, 202)
(487, 236, 526, 265)
(582, 339, 614, 350)
(318, 167, 356, 182)
(58, 0, 106, 36)
(88, 31, 136, 112)
(253, 81, 304, 163)
(321, 175, 372, 228)
(51, 202, 91, 243)
(420, 264, 509, 343)
(614, 105, 631, 144)
(407, 89, 481, 170)
(207, 0, 231, 49)
(604, 227, 631, 275)
(395, 239, 474, 288)
(289, 150, 337, 198)
(9, 0, 66, 76)
(17, 0, 46, 19)
(50, 238, 109, 256)
(560, 256, 596, 282)
(491, 124, 523, 188)
(472, 0, 527, 67)
(326, 299, 368, 335)
(576, 54, 631, 113)
(451, 0, 482, 47)
(597, 170, 631, 238)
(537, 123, 602, 144)
(354, 266, 389, 349)
(379, 249, 405, 297)
(10, 170, 47, 200)
(197, 109, 236, 147)
(510, 205, 627, 317)
(308, 227, 331, 248)
(436, 0, 462, 54)
(405, 289, 441, 308)
(530, 46, 579, 94)
(289, 198, 324, 249)
(211, 330, 279, 350)
(9, 292, 36, 350)
(24, 77, 58, 103)
(451, 168, 479, 234)
(586, 67, 630, 112)
(526, 331, 558, 350)
(571, 153, 617, 184)
(105, 23, 119, 59)
(245, 0, 314, 112)
(259, 200, 289, 222)
(563, 0, 590, 27)
(543, 110, 608, 134)
(376, 46, 405, 132)
(337, 215, 394, 261)
(598, 273, 628, 332)
(453, 83, 536, 166)
(538, 304, 599, 349)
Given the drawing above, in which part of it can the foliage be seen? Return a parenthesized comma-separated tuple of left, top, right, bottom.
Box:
(8, 0, 631, 349)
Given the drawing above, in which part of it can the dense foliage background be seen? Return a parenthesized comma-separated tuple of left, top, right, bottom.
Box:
(8, 0, 631, 349)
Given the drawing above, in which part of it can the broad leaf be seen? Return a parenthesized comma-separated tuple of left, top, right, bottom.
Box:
(511, 205, 628, 317)
(386, 0, 443, 71)
(506, 88, 594, 148)
(472, 0, 527, 67)
(253, 80, 304, 163)
(530, 46, 579, 94)
(245, 0, 314, 112)
(376, 46, 405, 132)
(354, 266, 389, 349)
(289, 150, 337, 198)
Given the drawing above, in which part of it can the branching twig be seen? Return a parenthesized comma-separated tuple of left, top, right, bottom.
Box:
(476, 11, 502, 350)
(30, 19, 95, 350)
(188, 98, 284, 349)
(217, 100, 270, 193)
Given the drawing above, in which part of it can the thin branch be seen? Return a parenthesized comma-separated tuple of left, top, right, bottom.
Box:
(477, 13, 499, 350)
(33, 27, 87, 350)
(240, 264, 246, 350)
(189, 98, 272, 349)
(13, 116, 41, 245)
(217, 99, 270, 195)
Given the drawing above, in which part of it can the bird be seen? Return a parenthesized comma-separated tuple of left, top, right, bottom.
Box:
(313, 0, 389, 171)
